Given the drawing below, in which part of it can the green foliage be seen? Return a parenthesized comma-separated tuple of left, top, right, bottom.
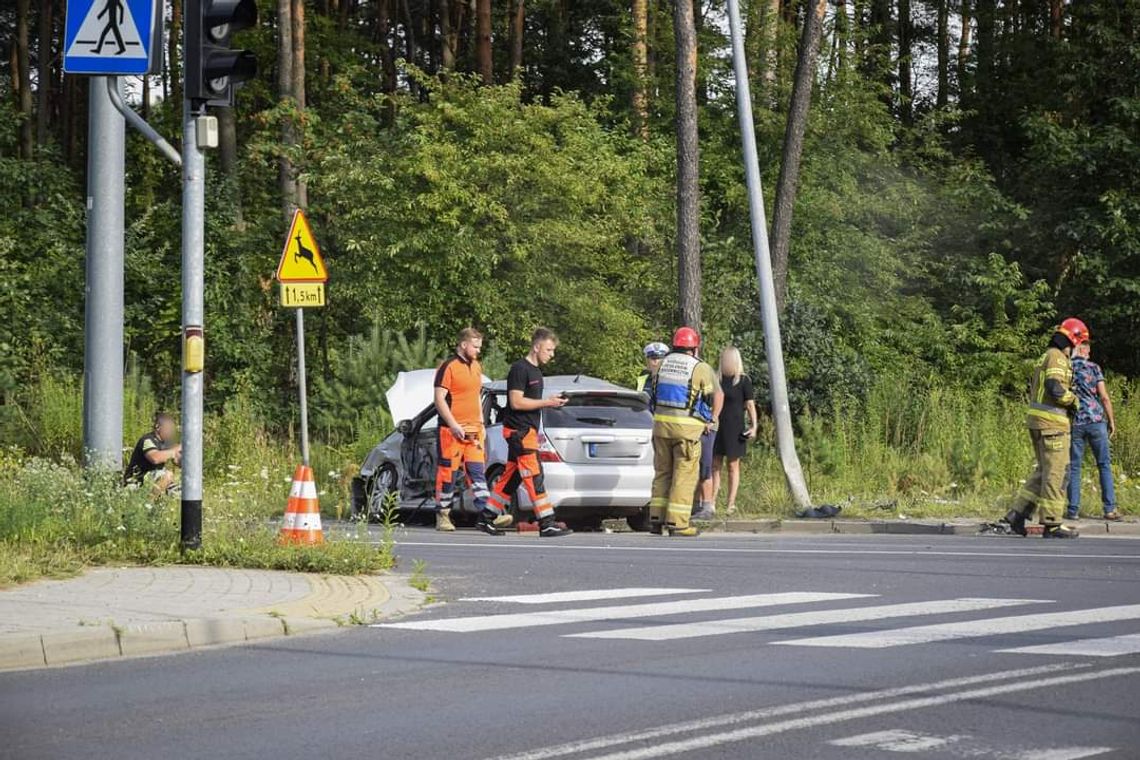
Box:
(0, 449, 393, 588)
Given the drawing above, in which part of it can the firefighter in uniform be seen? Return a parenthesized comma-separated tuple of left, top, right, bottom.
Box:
(636, 342, 669, 393)
(1001, 318, 1089, 539)
(648, 327, 723, 536)
(433, 328, 509, 533)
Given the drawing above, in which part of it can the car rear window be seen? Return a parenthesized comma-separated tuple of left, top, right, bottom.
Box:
(543, 395, 652, 429)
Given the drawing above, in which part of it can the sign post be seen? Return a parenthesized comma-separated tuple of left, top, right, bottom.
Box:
(65, 0, 162, 469)
(275, 209, 328, 467)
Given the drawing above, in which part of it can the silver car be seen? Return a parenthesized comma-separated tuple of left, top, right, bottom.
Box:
(351, 373, 655, 530)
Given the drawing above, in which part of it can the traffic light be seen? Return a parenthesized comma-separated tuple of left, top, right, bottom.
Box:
(185, 0, 258, 107)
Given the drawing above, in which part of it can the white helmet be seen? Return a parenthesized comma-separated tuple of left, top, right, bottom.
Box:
(643, 342, 669, 359)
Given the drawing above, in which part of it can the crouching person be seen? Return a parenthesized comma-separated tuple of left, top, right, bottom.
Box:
(124, 413, 182, 495)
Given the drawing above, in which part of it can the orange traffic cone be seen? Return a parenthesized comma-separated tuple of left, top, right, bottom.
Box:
(280, 465, 324, 544)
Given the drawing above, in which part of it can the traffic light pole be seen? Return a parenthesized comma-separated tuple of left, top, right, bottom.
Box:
(82, 77, 126, 470)
(726, 0, 811, 509)
(180, 100, 205, 551)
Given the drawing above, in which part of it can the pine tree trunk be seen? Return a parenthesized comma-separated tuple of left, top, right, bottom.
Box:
(509, 0, 525, 79)
(169, 0, 182, 107)
(440, 0, 457, 69)
(218, 107, 241, 224)
(835, 0, 849, 75)
(673, 0, 701, 329)
(898, 0, 912, 122)
(759, 0, 780, 101)
(292, 0, 308, 209)
(936, 0, 948, 107)
(278, 0, 297, 219)
(142, 74, 151, 121)
(770, 0, 827, 313)
(35, 0, 52, 148)
(957, 0, 971, 98)
(16, 0, 34, 159)
(1050, 0, 1063, 39)
(631, 0, 649, 138)
(475, 0, 493, 82)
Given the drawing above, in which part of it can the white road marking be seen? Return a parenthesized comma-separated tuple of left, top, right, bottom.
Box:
(459, 588, 709, 605)
(487, 664, 1080, 760)
(777, 604, 1140, 649)
(567, 598, 1047, 641)
(830, 728, 965, 751)
(1017, 749, 1114, 760)
(998, 632, 1140, 658)
(372, 592, 872, 633)
(388, 539, 1140, 561)
(573, 666, 1140, 760)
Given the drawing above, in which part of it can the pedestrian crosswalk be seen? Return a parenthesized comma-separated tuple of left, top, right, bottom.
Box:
(373, 587, 1140, 658)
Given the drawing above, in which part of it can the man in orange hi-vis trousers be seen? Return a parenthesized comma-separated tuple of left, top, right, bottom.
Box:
(433, 328, 511, 534)
(485, 328, 574, 537)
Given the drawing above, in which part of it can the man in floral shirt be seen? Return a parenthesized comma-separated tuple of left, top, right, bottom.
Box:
(1066, 342, 1120, 520)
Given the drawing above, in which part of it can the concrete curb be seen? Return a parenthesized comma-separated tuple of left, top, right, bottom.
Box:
(0, 572, 424, 673)
(697, 518, 1140, 537)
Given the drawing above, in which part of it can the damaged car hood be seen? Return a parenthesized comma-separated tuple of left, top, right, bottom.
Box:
(386, 367, 492, 426)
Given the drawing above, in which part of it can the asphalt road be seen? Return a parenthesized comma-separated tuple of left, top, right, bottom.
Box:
(4, 530, 1140, 760)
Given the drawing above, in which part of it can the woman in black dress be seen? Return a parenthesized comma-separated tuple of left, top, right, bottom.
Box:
(712, 347, 757, 515)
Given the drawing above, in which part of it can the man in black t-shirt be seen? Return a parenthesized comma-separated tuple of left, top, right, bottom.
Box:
(124, 413, 182, 494)
(485, 328, 574, 537)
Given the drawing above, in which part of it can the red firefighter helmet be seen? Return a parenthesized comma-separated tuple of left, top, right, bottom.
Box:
(672, 326, 701, 349)
(1058, 317, 1090, 346)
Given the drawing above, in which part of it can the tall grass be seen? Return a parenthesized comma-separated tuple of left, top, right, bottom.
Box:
(734, 376, 1140, 517)
(0, 373, 393, 587)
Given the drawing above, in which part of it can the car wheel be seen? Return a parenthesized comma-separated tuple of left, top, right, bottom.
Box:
(626, 508, 652, 533)
(365, 465, 399, 522)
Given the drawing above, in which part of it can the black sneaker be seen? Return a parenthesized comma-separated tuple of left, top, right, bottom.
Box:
(1003, 509, 1028, 537)
(1043, 524, 1079, 539)
(539, 520, 573, 538)
(476, 519, 505, 536)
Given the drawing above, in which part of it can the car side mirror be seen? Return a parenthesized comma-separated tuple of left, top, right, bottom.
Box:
(397, 419, 413, 435)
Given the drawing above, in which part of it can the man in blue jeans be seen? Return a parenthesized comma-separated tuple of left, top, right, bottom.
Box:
(1066, 341, 1120, 520)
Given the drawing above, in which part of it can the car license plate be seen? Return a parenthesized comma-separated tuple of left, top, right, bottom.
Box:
(587, 441, 641, 459)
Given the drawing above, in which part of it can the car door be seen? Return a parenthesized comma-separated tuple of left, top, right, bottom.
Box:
(399, 405, 440, 499)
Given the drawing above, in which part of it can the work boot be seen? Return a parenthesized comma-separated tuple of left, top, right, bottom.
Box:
(649, 522, 665, 535)
(492, 512, 515, 529)
(436, 509, 456, 532)
(669, 526, 700, 537)
(538, 517, 573, 538)
(1003, 509, 1027, 537)
(1104, 511, 1122, 522)
(1043, 524, 1079, 539)
(474, 510, 506, 535)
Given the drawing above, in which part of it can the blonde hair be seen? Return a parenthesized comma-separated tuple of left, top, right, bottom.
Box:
(719, 346, 744, 385)
(457, 327, 484, 345)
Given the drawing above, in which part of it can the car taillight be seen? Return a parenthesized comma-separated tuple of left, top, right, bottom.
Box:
(537, 432, 562, 462)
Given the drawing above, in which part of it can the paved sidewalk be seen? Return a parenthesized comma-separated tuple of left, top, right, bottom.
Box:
(0, 566, 423, 672)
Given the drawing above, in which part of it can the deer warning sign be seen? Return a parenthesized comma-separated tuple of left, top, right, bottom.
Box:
(276, 209, 328, 284)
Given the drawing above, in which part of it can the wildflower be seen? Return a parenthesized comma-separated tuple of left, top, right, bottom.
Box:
(260, 467, 269, 480)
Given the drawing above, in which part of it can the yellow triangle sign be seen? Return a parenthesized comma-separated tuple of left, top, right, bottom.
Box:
(276, 209, 328, 283)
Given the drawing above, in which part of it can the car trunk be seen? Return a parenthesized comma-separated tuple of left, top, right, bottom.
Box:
(542, 391, 652, 465)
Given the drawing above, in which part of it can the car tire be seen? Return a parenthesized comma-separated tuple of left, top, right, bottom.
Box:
(626, 508, 652, 533)
(364, 465, 399, 522)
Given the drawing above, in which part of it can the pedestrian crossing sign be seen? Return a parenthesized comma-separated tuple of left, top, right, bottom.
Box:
(64, 0, 163, 75)
(276, 209, 329, 283)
